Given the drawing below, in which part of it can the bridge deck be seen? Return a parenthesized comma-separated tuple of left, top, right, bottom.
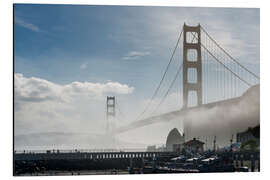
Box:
(14, 151, 177, 161)
(115, 96, 241, 134)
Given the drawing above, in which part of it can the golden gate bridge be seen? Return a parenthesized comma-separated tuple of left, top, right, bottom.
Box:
(113, 23, 259, 140)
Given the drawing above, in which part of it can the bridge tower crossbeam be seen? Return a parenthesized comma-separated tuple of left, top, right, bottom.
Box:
(106, 96, 116, 134)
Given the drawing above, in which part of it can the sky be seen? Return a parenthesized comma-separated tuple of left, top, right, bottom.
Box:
(14, 4, 260, 150)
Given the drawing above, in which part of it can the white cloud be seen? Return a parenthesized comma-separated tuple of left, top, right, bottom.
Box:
(14, 72, 258, 149)
(14, 16, 40, 32)
(15, 73, 134, 104)
(15, 73, 62, 103)
(14, 73, 135, 147)
(122, 51, 150, 60)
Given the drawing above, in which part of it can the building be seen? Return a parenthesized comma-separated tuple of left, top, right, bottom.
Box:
(237, 125, 259, 143)
(236, 125, 260, 150)
(166, 128, 185, 152)
(183, 138, 205, 153)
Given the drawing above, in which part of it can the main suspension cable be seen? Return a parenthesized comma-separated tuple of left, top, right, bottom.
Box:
(151, 62, 183, 116)
(201, 26, 260, 80)
(134, 28, 183, 121)
(190, 32, 252, 87)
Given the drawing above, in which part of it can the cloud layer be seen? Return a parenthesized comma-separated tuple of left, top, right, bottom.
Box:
(14, 73, 259, 150)
(15, 73, 134, 104)
(14, 73, 134, 147)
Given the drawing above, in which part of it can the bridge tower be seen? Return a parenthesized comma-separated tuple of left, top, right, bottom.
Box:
(182, 24, 202, 140)
(183, 23, 202, 108)
(106, 96, 116, 134)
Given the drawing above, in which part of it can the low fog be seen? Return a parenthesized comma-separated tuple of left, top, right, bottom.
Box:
(15, 80, 259, 150)
(116, 85, 259, 148)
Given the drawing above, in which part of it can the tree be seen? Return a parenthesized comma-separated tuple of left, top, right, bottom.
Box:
(240, 139, 258, 151)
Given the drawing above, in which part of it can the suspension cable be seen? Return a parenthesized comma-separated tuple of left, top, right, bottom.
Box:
(201, 26, 260, 80)
(115, 100, 126, 120)
(134, 28, 183, 121)
(191, 32, 252, 87)
(151, 62, 183, 115)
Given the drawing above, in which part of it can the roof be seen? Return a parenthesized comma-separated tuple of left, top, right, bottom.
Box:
(237, 125, 260, 139)
(166, 128, 184, 147)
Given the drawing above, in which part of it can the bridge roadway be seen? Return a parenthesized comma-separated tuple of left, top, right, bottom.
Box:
(115, 85, 259, 134)
(14, 149, 259, 162)
(14, 150, 177, 161)
(115, 96, 241, 134)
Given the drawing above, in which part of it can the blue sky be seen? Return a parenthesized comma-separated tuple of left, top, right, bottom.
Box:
(14, 5, 169, 94)
(14, 4, 260, 149)
(14, 5, 259, 96)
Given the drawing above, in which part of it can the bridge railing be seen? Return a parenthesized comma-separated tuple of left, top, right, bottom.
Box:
(14, 148, 171, 154)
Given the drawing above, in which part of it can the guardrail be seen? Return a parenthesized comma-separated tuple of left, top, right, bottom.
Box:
(14, 148, 171, 154)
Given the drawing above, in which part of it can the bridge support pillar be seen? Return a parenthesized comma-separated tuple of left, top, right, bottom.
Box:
(128, 158, 133, 174)
(141, 157, 145, 169)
